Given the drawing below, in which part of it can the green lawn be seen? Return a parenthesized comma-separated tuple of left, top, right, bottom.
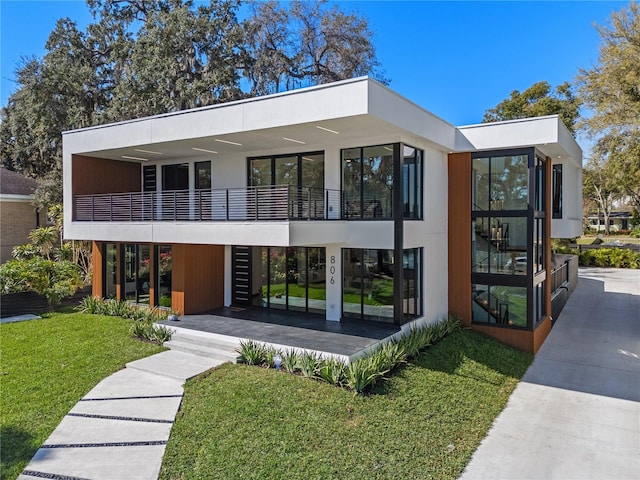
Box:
(160, 329, 532, 480)
(0, 313, 164, 480)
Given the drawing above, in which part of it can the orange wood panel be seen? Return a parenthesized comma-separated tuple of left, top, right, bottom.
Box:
(533, 317, 552, 354)
(171, 244, 225, 315)
(471, 324, 534, 353)
(149, 244, 155, 309)
(115, 244, 122, 300)
(72, 155, 141, 196)
(448, 152, 472, 326)
(92, 241, 103, 298)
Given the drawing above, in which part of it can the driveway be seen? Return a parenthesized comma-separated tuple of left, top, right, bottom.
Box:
(460, 267, 640, 480)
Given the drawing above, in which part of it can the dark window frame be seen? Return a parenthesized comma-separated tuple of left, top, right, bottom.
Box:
(552, 164, 563, 219)
(470, 148, 548, 332)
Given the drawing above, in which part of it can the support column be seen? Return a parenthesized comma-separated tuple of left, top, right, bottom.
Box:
(325, 244, 342, 321)
(92, 241, 103, 298)
(224, 245, 232, 307)
(393, 143, 404, 325)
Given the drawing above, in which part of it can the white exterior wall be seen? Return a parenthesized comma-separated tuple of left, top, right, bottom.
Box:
(62, 77, 583, 327)
(552, 158, 583, 239)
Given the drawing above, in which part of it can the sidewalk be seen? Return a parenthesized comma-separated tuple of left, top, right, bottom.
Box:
(460, 267, 640, 480)
(18, 350, 223, 480)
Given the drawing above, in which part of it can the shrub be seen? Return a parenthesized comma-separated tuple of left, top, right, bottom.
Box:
(315, 358, 347, 386)
(77, 295, 104, 314)
(280, 349, 300, 373)
(345, 356, 386, 393)
(298, 351, 322, 378)
(237, 340, 267, 366)
(236, 316, 461, 394)
(129, 322, 173, 345)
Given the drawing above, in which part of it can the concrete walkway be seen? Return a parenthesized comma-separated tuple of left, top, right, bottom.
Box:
(461, 268, 640, 480)
(18, 350, 223, 480)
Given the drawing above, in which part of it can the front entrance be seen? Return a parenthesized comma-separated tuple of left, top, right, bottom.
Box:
(232, 246, 326, 315)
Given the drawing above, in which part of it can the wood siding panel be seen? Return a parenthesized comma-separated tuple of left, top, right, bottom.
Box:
(471, 324, 534, 353)
(448, 152, 472, 326)
(72, 155, 140, 196)
(92, 241, 103, 298)
(533, 317, 552, 354)
(172, 244, 224, 315)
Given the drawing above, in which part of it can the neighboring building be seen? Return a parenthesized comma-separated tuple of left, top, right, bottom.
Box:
(586, 211, 633, 232)
(0, 168, 40, 263)
(63, 77, 582, 353)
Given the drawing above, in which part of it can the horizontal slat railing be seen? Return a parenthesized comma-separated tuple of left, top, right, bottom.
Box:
(551, 261, 569, 293)
(74, 186, 342, 222)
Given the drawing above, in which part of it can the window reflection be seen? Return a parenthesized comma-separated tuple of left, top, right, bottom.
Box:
(472, 284, 527, 327)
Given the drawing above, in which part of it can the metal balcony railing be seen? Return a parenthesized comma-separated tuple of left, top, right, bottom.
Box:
(550, 261, 569, 293)
(74, 186, 342, 222)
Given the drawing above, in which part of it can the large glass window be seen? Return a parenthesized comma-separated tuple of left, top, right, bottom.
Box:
(248, 152, 325, 219)
(403, 248, 422, 320)
(123, 244, 151, 305)
(103, 243, 117, 298)
(342, 143, 423, 220)
(195, 161, 211, 190)
(343, 145, 393, 219)
(472, 284, 527, 328)
(162, 164, 189, 191)
(552, 164, 562, 219)
(471, 149, 548, 331)
(250, 246, 326, 314)
(473, 216, 528, 275)
(343, 248, 421, 323)
(362, 145, 393, 218)
(156, 245, 172, 308)
(403, 146, 423, 219)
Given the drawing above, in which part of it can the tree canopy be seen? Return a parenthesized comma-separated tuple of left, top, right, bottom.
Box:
(482, 81, 582, 135)
(0, 0, 386, 204)
(577, 1, 640, 214)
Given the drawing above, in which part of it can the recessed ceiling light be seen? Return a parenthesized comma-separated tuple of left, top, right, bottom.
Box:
(134, 148, 163, 155)
(215, 139, 242, 146)
(122, 155, 149, 161)
(192, 147, 218, 154)
(316, 125, 339, 135)
(283, 137, 306, 145)
(302, 156, 315, 162)
(384, 146, 393, 152)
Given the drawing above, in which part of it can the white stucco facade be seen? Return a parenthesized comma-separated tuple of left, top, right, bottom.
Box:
(63, 77, 582, 328)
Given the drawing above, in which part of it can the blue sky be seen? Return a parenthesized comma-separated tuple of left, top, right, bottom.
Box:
(0, 0, 628, 146)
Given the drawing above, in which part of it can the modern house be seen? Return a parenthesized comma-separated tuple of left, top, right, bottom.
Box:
(63, 77, 582, 354)
(0, 167, 41, 263)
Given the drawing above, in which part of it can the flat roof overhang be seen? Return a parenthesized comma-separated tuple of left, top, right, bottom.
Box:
(456, 115, 583, 168)
(62, 77, 458, 164)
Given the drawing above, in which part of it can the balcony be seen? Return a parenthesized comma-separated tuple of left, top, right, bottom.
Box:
(74, 186, 342, 222)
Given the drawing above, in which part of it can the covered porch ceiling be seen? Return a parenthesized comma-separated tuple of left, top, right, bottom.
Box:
(74, 115, 410, 163)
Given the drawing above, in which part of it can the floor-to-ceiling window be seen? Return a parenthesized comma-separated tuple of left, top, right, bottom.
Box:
(403, 146, 423, 219)
(248, 152, 325, 219)
(250, 246, 326, 314)
(123, 244, 151, 304)
(103, 243, 117, 298)
(155, 245, 172, 307)
(342, 143, 423, 220)
(343, 248, 421, 323)
(342, 145, 393, 219)
(471, 148, 547, 329)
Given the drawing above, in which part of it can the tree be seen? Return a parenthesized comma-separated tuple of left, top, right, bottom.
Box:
(576, 1, 640, 214)
(0, 258, 82, 311)
(2, 0, 386, 198)
(482, 81, 581, 135)
(242, 0, 387, 95)
(105, 0, 245, 119)
(582, 156, 622, 235)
